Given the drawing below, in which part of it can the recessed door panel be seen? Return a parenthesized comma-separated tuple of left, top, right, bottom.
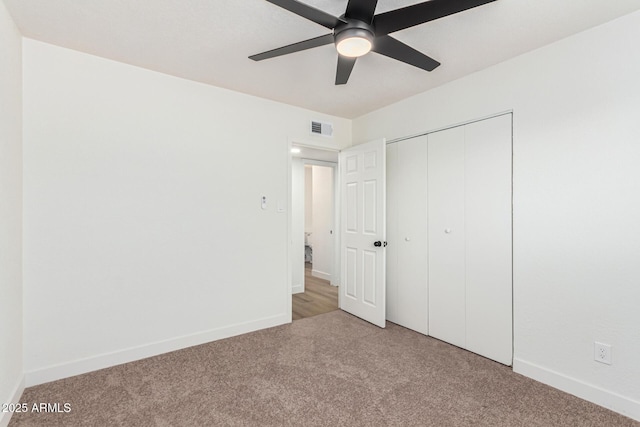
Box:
(362, 250, 377, 306)
(364, 151, 377, 169)
(346, 182, 358, 233)
(346, 155, 358, 174)
(363, 180, 377, 235)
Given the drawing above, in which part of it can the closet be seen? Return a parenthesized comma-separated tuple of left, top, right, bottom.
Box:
(386, 113, 512, 365)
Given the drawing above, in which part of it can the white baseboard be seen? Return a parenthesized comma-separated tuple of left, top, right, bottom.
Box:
(25, 313, 289, 387)
(292, 283, 304, 294)
(311, 269, 331, 281)
(514, 358, 640, 422)
(0, 375, 25, 427)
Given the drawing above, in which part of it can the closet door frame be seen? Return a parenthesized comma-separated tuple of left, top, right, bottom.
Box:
(387, 111, 513, 365)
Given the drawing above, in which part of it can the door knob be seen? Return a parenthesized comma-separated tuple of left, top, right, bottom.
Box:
(374, 241, 388, 247)
(444, 229, 452, 234)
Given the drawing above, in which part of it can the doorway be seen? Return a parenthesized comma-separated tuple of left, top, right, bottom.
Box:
(290, 145, 339, 320)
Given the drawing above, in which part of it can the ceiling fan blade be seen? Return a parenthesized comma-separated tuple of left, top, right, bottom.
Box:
(266, 0, 346, 29)
(249, 34, 334, 61)
(345, 0, 379, 24)
(372, 35, 440, 71)
(335, 55, 357, 85)
(373, 0, 497, 35)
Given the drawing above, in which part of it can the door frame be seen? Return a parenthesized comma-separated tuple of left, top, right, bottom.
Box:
(301, 159, 339, 287)
(286, 140, 341, 322)
(287, 138, 387, 327)
(386, 111, 514, 364)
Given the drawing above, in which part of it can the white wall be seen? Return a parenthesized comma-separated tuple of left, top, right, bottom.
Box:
(291, 158, 304, 294)
(310, 165, 334, 281)
(354, 11, 640, 421)
(0, 3, 23, 426)
(22, 38, 351, 385)
(304, 165, 313, 234)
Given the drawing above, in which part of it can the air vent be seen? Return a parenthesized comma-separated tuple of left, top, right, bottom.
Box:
(311, 120, 333, 138)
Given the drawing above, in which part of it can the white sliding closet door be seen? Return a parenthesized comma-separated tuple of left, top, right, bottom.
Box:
(427, 114, 512, 365)
(386, 137, 428, 334)
(427, 126, 466, 348)
(464, 114, 512, 365)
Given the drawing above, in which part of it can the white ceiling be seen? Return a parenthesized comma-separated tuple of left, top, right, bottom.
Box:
(4, 0, 640, 119)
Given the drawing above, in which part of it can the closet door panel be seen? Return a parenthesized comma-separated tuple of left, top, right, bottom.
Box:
(385, 143, 400, 324)
(465, 114, 513, 365)
(396, 136, 428, 334)
(428, 127, 466, 348)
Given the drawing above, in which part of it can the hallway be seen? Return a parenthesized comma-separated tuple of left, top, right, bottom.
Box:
(292, 263, 338, 320)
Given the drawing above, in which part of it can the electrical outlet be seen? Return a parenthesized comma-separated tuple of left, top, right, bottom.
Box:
(594, 342, 612, 365)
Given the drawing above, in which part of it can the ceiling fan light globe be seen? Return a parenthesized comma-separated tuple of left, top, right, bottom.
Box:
(337, 37, 372, 57)
(335, 27, 374, 58)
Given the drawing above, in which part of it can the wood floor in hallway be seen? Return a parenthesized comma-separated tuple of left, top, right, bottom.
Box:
(292, 263, 339, 320)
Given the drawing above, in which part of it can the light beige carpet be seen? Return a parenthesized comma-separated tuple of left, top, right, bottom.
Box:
(10, 311, 639, 426)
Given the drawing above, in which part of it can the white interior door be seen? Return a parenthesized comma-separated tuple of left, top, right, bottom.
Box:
(339, 139, 386, 328)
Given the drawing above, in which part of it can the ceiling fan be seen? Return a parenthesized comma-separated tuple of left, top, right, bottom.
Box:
(250, 0, 497, 85)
